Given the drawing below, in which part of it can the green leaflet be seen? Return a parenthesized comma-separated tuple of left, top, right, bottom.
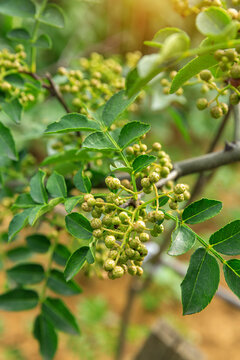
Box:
(196, 6, 231, 37)
(102, 90, 138, 128)
(182, 198, 222, 224)
(7, 28, 31, 41)
(33, 34, 52, 49)
(7, 263, 44, 285)
(209, 220, 240, 255)
(8, 208, 32, 242)
(0, 289, 38, 311)
(64, 196, 83, 213)
(2, 98, 22, 124)
(47, 269, 82, 295)
(0, 0, 36, 18)
(168, 225, 195, 256)
(39, 4, 65, 28)
(33, 315, 58, 360)
(42, 297, 80, 335)
(170, 54, 218, 93)
(118, 121, 151, 149)
(73, 167, 92, 193)
(181, 248, 220, 315)
(82, 131, 116, 151)
(132, 155, 157, 174)
(65, 213, 93, 240)
(64, 246, 94, 281)
(223, 259, 240, 299)
(53, 244, 71, 267)
(45, 113, 100, 134)
(0, 122, 18, 161)
(47, 171, 67, 198)
(26, 234, 50, 253)
(30, 170, 48, 204)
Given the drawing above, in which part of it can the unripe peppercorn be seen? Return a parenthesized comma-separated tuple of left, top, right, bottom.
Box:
(133, 144, 140, 153)
(108, 250, 118, 260)
(105, 235, 116, 249)
(160, 167, 170, 178)
(210, 106, 223, 119)
(95, 198, 105, 207)
(174, 184, 186, 194)
(84, 194, 93, 202)
(129, 237, 141, 249)
(200, 70, 212, 82)
(183, 190, 191, 200)
(104, 259, 115, 271)
(230, 64, 240, 79)
(126, 146, 134, 155)
(112, 266, 124, 278)
(141, 177, 151, 188)
(169, 201, 178, 210)
(119, 252, 128, 263)
(220, 102, 228, 115)
(149, 172, 160, 183)
(93, 229, 103, 238)
(119, 211, 129, 223)
(154, 210, 165, 222)
(81, 202, 92, 212)
(140, 232, 150, 242)
(102, 215, 112, 226)
(112, 216, 121, 226)
(152, 142, 162, 151)
(143, 185, 153, 194)
(214, 49, 225, 61)
(87, 197, 96, 207)
(125, 248, 135, 259)
(128, 265, 137, 276)
(175, 194, 185, 202)
(154, 224, 164, 234)
(134, 220, 146, 233)
(136, 266, 143, 276)
(92, 209, 101, 218)
(140, 144, 147, 152)
(196, 98, 208, 110)
(138, 244, 148, 256)
(230, 92, 239, 105)
(91, 218, 102, 229)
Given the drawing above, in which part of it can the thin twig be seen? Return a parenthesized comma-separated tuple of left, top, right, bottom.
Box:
(45, 72, 71, 113)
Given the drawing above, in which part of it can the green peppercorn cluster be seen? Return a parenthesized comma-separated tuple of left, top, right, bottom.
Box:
(0, 45, 36, 107)
(58, 52, 125, 113)
(78, 141, 189, 279)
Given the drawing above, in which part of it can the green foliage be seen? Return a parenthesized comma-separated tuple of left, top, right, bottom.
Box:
(182, 198, 222, 224)
(181, 248, 220, 315)
(1, 1, 240, 358)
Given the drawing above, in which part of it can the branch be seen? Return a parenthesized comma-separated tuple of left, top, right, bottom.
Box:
(45, 73, 71, 113)
(155, 142, 240, 189)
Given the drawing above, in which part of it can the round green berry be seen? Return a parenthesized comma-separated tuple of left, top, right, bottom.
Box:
(139, 232, 150, 242)
(108, 250, 118, 260)
(210, 106, 223, 119)
(174, 184, 186, 194)
(196, 98, 208, 110)
(230, 92, 239, 105)
(119, 211, 130, 223)
(91, 218, 102, 229)
(104, 259, 115, 271)
(160, 167, 170, 178)
(230, 64, 240, 79)
(128, 265, 137, 276)
(129, 237, 141, 250)
(112, 266, 124, 278)
(134, 220, 146, 233)
(149, 172, 160, 184)
(125, 248, 135, 259)
(169, 201, 178, 210)
(105, 235, 116, 249)
(141, 177, 151, 188)
(200, 70, 212, 82)
(126, 146, 134, 155)
(136, 266, 143, 276)
(93, 229, 103, 238)
(152, 142, 162, 151)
